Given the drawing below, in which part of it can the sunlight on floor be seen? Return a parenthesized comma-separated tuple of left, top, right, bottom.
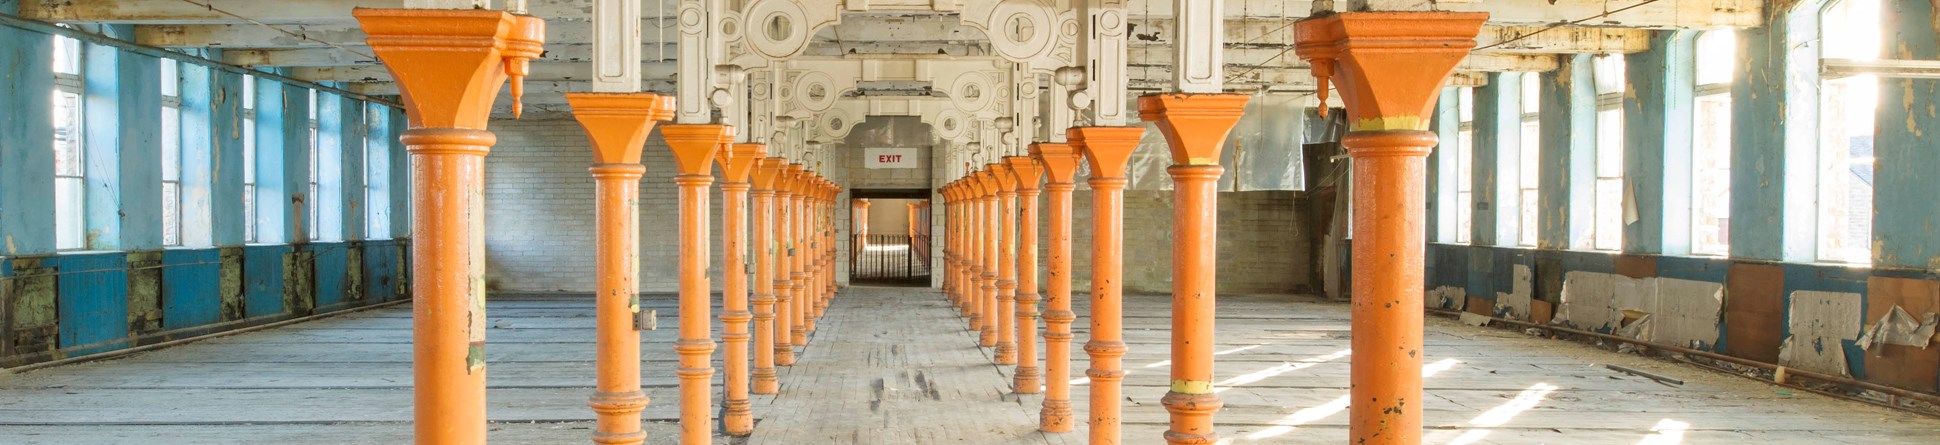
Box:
(1241, 358, 1465, 441)
(1438, 382, 1560, 445)
(1214, 349, 1351, 393)
(1636, 419, 1690, 445)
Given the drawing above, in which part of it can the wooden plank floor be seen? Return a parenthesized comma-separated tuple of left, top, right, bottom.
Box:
(3, 286, 1939, 444)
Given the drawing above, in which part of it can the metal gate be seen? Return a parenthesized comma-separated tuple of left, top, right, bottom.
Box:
(850, 234, 929, 282)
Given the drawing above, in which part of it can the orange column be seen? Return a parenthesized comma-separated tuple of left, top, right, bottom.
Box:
(566, 93, 671, 445)
(975, 170, 1000, 348)
(1293, 12, 1485, 445)
(788, 166, 811, 348)
(951, 183, 968, 313)
(1031, 143, 1081, 432)
(353, 9, 539, 444)
(992, 163, 1019, 366)
(660, 124, 729, 445)
(817, 181, 835, 317)
(800, 177, 821, 335)
(1005, 156, 1044, 394)
(942, 184, 958, 309)
(772, 165, 799, 366)
(964, 177, 985, 334)
(717, 142, 764, 436)
(1071, 126, 1146, 445)
(751, 158, 786, 392)
(1140, 94, 1250, 445)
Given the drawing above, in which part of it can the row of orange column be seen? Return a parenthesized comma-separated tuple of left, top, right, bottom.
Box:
(937, 14, 1485, 445)
(356, 9, 848, 444)
(367, 5, 1481, 444)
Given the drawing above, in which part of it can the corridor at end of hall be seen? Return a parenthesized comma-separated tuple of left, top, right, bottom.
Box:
(5, 285, 1937, 444)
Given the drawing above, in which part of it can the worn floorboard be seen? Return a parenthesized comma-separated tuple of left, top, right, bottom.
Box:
(3, 286, 1939, 444)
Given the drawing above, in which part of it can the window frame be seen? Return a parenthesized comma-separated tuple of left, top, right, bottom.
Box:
(53, 35, 86, 251)
(1591, 53, 1627, 252)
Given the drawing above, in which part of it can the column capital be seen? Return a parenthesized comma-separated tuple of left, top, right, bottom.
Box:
(661, 124, 731, 176)
(1031, 143, 1082, 185)
(1293, 12, 1487, 132)
(1068, 126, 1146, 179)
(1004, 156, 1042, 192)
(719, 143, 767, 184)
(355, 8, 529, 130)
(753, 157, 786, 190)
(1138, 94, 1249, 166)
(993, 163, 1019, 193)
(566, 93, 674, 165)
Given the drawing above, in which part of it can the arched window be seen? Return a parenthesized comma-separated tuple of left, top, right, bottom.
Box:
(1816, 0, 1879, 263)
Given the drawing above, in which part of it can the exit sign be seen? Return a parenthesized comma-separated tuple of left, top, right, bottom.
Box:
(865, 147, 918, 169)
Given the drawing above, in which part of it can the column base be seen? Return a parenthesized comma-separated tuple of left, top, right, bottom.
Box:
(1013, 366, 1042, 394)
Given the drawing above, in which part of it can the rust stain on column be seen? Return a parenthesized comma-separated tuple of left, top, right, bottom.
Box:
(717, 142, 764, 436)
(1032, 143, 1081, 432)
(1071, 125, 1146, 445)
(751, 157, 786, 391)
(992, 163, 1020, 366)
(1140, 93, 1249, 445)
(1294, 12, 1486, 445)
(1006, 156, 1044, 394)
(659, 124, 729, 445)
(353, 9, 538, 444)
(566, 92, 671, 445)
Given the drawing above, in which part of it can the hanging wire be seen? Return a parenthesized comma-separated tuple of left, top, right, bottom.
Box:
(172, 0, 378, 63)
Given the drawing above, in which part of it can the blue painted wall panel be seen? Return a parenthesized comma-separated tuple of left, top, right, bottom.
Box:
(243, 245, 290, 319)
(313, 243, 349, 309)
(161, 249, 223, 330)
(363, 241, 400, 302)
(1655, 256, 1729, 283)
(53, 253, 129, 354)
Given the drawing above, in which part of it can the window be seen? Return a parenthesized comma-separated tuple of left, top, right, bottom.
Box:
(243, 75, 258, 243)
(365, 103, 390, 239)
(309, 89, 321, 241)
(1456, 88, 1475, 244)
(162, 58, 183, 247)
(1517, 74, 1541, 247)
(53, 36, 84, 251)
(1816, 0, 1878, 264)
(1691, 31, 1736, 256)
(1592, 54, 1626, 251)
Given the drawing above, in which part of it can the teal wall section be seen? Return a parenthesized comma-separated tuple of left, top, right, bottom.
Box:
(1621, 30, 1696, 255)
(1871, 0, 1940, 271)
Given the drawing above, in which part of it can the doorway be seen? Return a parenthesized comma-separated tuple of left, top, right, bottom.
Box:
(849, 189, 931, 286)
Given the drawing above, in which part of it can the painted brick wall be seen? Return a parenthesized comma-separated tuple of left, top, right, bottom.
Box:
(1037, 190, 1309, 295)
(486, 119, 734, 293)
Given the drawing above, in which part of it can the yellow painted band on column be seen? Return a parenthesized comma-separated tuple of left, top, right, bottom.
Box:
(1171, 379, 1214, 394)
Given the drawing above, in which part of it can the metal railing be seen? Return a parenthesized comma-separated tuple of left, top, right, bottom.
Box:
(850, 234, 929, 282)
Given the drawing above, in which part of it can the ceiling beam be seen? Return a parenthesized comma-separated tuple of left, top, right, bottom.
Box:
(292, 62, 679, 82)
(1131, 19, 1651, 54)
(222, 43, 683, 67)
(32, 0, 1757, 29)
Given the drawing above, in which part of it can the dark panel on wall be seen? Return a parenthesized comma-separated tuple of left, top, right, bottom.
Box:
(284, 249, 315, 317)
(219, 247, 245, 321)
(54, 253, 130, 355)
(125, 251, 165, 336)
(363, 241, 401, 302)
(243, 245, 290, 319)
(1657, 255, 1730, 282)
(1862, 275, 1940, 392)
(1614, 255, 1657, 279)
(5, 258, 58, 360)
(1724, 262, 1785, 363)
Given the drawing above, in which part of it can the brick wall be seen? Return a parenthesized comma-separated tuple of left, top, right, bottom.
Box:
(486, 118, 733, 293)
(1037, 190, 1309, 295)
(486, 119, 1309, 295)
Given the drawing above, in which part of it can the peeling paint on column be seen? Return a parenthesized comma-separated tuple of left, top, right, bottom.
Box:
(468, 183, 487, 374)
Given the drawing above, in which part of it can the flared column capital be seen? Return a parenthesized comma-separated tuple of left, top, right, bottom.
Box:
(719, 143, 767, 184)
(355, 8, 538, 130)
(1293, 12, 1487, 132)
(661, 124, 731, 176)
(567, 93, 673, 165)
(1138, 94, 1249, 166)
(1068, 127, 1146, 179)
(1004, 156, 1042, 193)
(1030, 143, 1082, 185)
